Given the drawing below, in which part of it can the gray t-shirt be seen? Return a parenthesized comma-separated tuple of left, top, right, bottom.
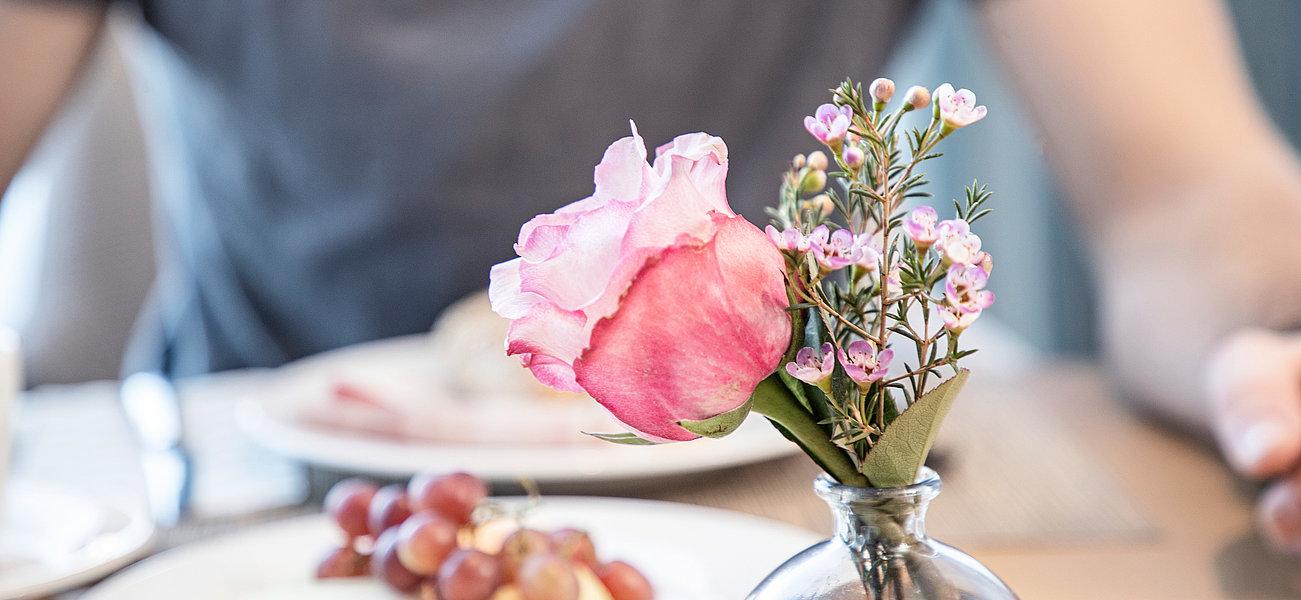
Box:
(105, 0, 917, 376)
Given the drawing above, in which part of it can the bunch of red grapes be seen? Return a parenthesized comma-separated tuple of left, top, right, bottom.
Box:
(317, 470, 654, 600)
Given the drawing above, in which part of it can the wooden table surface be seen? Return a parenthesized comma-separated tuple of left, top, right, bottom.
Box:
(617, 363, 1298, 600)
(20, 362, 1301, 599)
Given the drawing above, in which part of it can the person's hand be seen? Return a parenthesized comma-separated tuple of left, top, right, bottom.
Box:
(1205, 328, 1301, 552)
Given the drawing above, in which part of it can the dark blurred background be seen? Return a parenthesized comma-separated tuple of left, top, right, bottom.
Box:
(2, 0, 1297, 385)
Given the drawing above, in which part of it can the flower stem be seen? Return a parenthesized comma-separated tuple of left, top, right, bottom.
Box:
(751, 376, 869, 486)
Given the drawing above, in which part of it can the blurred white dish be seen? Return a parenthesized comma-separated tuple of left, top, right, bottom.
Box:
(237, 335, 799, 482)
(84, 497, 821, 599)
(0, 482, 153, 600)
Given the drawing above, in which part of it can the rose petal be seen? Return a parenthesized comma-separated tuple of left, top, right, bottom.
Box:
(573, 216, 790, 440)
(488, 259, 538, 320)
(593, 121, 652, 201)
(517, 200, 638, 310)
(504, 301, 588, 393)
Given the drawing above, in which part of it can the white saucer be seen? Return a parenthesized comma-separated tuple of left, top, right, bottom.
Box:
(0, 483, 154, 600)
(236, 335, 799, 483)
(84, 496, 820, 599)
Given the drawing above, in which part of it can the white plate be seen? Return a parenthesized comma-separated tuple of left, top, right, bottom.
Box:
(0, 483, 154, 600)
(236, 336, 799, 483)
(84, 497, 821, 599)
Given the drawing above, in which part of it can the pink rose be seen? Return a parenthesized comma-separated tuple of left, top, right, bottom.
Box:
(489, 123, 791, 442)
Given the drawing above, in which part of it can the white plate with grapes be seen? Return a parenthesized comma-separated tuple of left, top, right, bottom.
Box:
(84, 475, 820, 600)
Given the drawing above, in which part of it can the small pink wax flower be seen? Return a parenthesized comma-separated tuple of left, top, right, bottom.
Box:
(785, 343, 836, 388)
(855, 233, 883, 272)
(935, 217, 969, 240)
(839, 340, 893, 386)
(936, 218, 983, 266)
(937, 304, 980, 333)
(903, 206, 939, 250)
(813, 228, 862, 271)
(490, 123, 791, 442)
(766, 225, 811, 252)
(933, 83, 988, 131)
(806, 224, 830, 248)
(944, 264, 996, 314)
(804, 103, 852, 147)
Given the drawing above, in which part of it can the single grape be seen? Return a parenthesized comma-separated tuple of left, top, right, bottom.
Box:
(324, 478, 377, 539)
(549, 528, 597, 568)
(372, 527, 423, 593)
(437, 548, 503, 600)
(408, 471, 487, 524)
(597, 561, 654, 600)
(368, 484, 413, 536)
(518, 553, 579, 600)
(314, 545, 370, 579)
(499, 528, 552, 582)
(396, 511, 459, 575)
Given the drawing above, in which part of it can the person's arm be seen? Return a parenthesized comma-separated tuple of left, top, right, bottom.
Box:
(0, 0, 108, 191)
(977, 0, 1301, 551)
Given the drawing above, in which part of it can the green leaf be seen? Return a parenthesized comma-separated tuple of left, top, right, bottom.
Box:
(677, 397, 752, 438)
(782, 301, 807, 366)
(751, 375, 869, 487)
(803, 381, 835, 431)
(778, 369, 814, 414)
(582, 431, 661, 446)
(882, 391, 900, 427)
(862, 369, 968, 487)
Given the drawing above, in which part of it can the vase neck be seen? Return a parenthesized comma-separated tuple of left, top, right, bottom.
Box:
(814, 469, 940, 550)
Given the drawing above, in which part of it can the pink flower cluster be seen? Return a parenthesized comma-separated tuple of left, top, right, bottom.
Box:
(939, 264, 995, 332)
(803, 82, 985, 149)
(786, 340, 894, 389)
(765, 225, 884, 274)
(902, 208, 995, 333)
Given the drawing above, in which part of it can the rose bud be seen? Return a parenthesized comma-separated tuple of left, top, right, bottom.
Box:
(490, 124, 791, 442)
(792, 153, 806, 169)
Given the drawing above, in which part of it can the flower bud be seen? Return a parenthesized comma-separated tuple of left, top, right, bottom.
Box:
(798, 168, 827, 194)
(801, 194, 834, 218)
(792, 153, 806, 169)
(869, 78, 895, 108)
(904, 86, 930, 111)
(842, 145, 865, 171)
(806, 150, 829, 172)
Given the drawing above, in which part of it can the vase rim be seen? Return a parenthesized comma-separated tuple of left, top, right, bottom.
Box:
(813, 467, 941, 502)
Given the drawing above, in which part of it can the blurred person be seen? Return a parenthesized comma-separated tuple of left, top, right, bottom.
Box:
(3, 0, 1301, 550)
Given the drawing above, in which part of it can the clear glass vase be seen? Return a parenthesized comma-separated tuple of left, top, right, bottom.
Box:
(748, 468, 1017, 599)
